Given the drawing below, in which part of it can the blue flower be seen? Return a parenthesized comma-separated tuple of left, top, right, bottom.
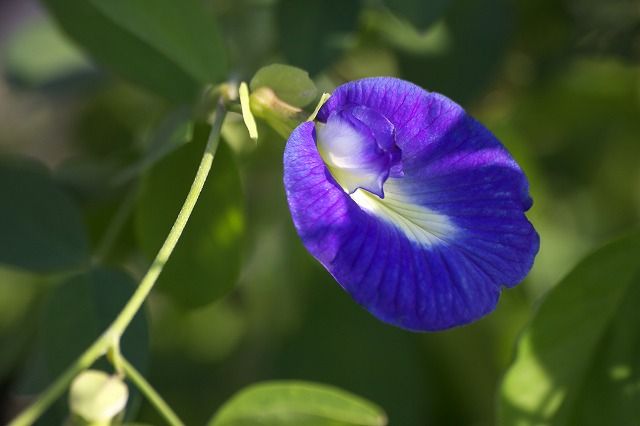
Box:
(284, 77, 539, 331)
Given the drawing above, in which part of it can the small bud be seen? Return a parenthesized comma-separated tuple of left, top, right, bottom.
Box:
(69, 370, 128, 425)
(249, 87, 306, 139)
(250, 64, 318, 108)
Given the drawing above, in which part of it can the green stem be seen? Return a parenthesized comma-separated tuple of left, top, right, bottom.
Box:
(8, 102, 227, 426)
(120, 357, 185, 426)
(8, 345, 105, 426)
(107, 100, 226, 339)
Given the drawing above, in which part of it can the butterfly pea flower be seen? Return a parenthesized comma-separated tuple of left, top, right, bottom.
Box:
(283, 77, 539, 331)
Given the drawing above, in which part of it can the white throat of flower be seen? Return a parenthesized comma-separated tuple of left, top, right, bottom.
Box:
(316, 121, 457, 247)
(316, 121, 384, 195)
(350, 179, 457, 247)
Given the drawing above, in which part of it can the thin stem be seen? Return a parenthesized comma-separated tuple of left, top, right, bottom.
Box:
(8, 102, 227, 426)
(8, 342, 106, 426)
(108, 100, 226, 338)
(120, 358, 185, 426)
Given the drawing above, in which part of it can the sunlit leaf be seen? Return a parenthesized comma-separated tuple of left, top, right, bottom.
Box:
(209, 381, 387, 426)
(42, 0, 227, 101)
(89, 0, 227, 85)
(135, 124, 245, 308)
(0, 156, 90, 272)
(499, 231, 640, 426)
(2, 16, 94, 89)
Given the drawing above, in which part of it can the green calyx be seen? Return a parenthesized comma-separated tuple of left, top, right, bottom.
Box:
(249, 86, 307, 139)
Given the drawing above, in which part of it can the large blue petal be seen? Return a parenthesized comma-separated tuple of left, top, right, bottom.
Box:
(285, 78, 539, 331)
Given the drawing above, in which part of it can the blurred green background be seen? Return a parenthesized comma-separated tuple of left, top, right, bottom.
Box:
(0, 0, 638, 424)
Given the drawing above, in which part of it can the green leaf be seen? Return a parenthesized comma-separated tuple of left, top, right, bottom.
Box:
(70, 370, 129, 423)
(0, 156, 89, 272)
(365, 11, 451, 56)
(250, 64, 318, 108)
(89, 0, 227, 85)
(42, 0, 227, 101)
(2, 16, 93, 88)
(382, 0, 449, 30)
(40, 267, 149, 378)
(276, 0, 360, 75)
(135, 125, 245, 308)
(209, 381, 387, 426)
(499, 231, 640, 426)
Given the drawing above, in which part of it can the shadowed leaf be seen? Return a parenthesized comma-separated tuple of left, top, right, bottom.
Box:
(0, 156, 89, 272)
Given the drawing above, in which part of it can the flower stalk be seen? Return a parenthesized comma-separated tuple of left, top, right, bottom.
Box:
(8, 100, 227, 426)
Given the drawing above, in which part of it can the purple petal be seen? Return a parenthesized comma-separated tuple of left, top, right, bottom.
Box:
(285, 78, 539, 331)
